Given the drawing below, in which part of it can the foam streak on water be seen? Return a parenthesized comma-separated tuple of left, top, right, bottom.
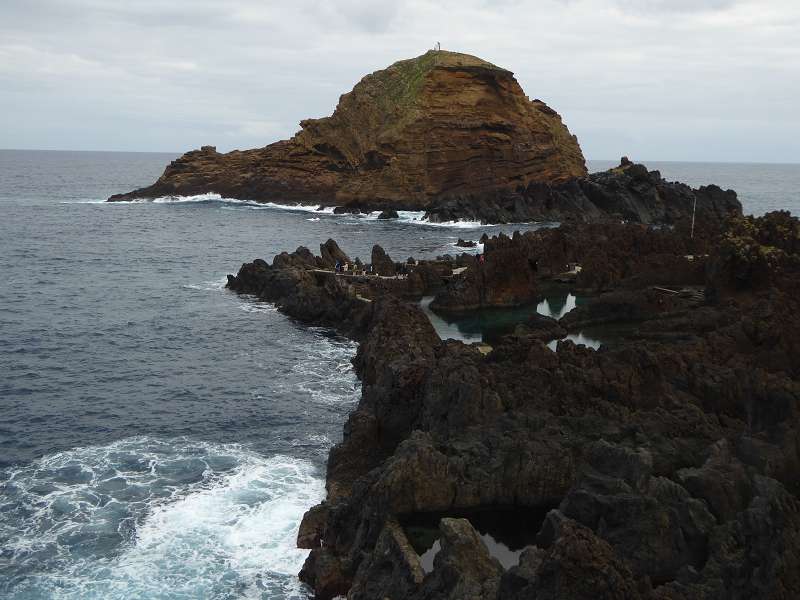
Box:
(0, 437, 322, 600)
(104, 194, 505, 229)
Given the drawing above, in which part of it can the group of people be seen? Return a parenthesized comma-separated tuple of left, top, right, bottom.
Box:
(333, 260, 415, 279)
(334, 261, 374, 276)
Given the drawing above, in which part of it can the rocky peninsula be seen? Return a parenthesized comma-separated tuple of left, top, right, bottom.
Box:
(226, 207, 800, 599)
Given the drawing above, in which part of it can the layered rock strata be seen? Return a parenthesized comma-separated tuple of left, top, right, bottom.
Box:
(226, 211, 800, 599)
(109, 51, 586, 215)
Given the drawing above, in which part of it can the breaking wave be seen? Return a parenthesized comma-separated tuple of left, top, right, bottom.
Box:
(288, 328, 359, 406)
(101, 194, 508, 228)
(181, 275, 229, 292)
(0, 437, 322, 599)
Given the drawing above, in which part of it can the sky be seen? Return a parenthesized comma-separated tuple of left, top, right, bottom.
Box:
(1, 0, 798, 162)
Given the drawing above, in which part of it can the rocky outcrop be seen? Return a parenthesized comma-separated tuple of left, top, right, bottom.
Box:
(424, 157, 742, 225)
(227, 213, 800, 600)
(108, 50, 586, 215)
(225, 242, 452, 336)
(510, 312, 567, 342)
(430, 198, 743, 314)
(318, 239, 350, 269)
(500, 513, 644, 600)
(371, 245, 396, 277)
(416, 518, 504, 599)
(430, 232, 539, 313)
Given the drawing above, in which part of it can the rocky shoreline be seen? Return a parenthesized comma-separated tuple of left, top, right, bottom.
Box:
(226, 208, 800, 599)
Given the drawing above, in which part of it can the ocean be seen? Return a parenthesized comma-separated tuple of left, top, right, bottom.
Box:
(0, 149, 797, 599)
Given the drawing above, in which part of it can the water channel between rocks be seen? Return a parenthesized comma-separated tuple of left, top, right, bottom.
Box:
(420, 292, 614, 349)
(400, 506, 555, 573)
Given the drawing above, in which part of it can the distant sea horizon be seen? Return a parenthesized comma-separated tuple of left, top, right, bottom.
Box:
(2, 147, 798, 166)
(2, 148, 796, 217)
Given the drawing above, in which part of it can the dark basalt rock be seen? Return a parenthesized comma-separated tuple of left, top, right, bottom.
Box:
(371, 244, 396, 277)
(423, 157, 742, 225)
(333, 206, 362, 215)
(227, 213, 800, 600)
(455, 238, 477, 248)
(378, 209, 399, 220)
(560, 288, 702, 331)
(510, 312, 567, 342)
(319, 238, 350, 268)
(500, 512, 644, 600)
(430, 213, 727, 314)
(415, 518, 503, 599)
(430, 233, 539, 313)
(347, 519, 425, 600)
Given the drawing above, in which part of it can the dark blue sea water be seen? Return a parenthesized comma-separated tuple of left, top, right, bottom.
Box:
(0, 150, 797, 599)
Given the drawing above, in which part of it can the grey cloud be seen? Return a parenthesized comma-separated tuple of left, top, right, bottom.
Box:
(0, 0, 797, 162)
(615, 0, 738, 12)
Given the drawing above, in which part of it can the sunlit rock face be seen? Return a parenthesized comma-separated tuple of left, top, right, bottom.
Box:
(109, 50, 586, 208)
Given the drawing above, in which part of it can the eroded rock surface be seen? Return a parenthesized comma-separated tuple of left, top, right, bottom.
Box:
(228, 211, 799, 599)
(109, 51, 585, 218)
(430, 194, 736, 312)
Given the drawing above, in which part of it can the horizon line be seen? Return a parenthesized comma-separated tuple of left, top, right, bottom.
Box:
(1, 147, 798, 166)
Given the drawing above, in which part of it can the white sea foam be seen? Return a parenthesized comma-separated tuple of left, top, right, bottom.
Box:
(97, 193, 511, 229)
(262, 203, 336, 214)
(182, 275, 229, 292)
(106, 192, 239, 204)
(349, 209, 486, 228)
(59, 199, 107, 204)
(290, 329, 359, 406)
(418, 218, 491, 229)
(237, 300, 279, 314)
(0, 437, 322, 599)
(221, 202, 337, 215)
(448, 240, 485, 255)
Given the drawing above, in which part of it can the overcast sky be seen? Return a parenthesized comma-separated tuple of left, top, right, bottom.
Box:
(1, 0, 798, 162)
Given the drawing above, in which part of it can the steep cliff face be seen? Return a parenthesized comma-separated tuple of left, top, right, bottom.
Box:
(108, 50, 586, 207)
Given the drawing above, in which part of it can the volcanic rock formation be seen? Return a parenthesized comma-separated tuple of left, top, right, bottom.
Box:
(227, 211, 800, 600)
(108, 50, 586, 212)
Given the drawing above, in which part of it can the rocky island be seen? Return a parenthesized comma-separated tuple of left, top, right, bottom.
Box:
(108, 51, 731, 226)
(108, 50, 584, 222)
(226, 208, 800, 599)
